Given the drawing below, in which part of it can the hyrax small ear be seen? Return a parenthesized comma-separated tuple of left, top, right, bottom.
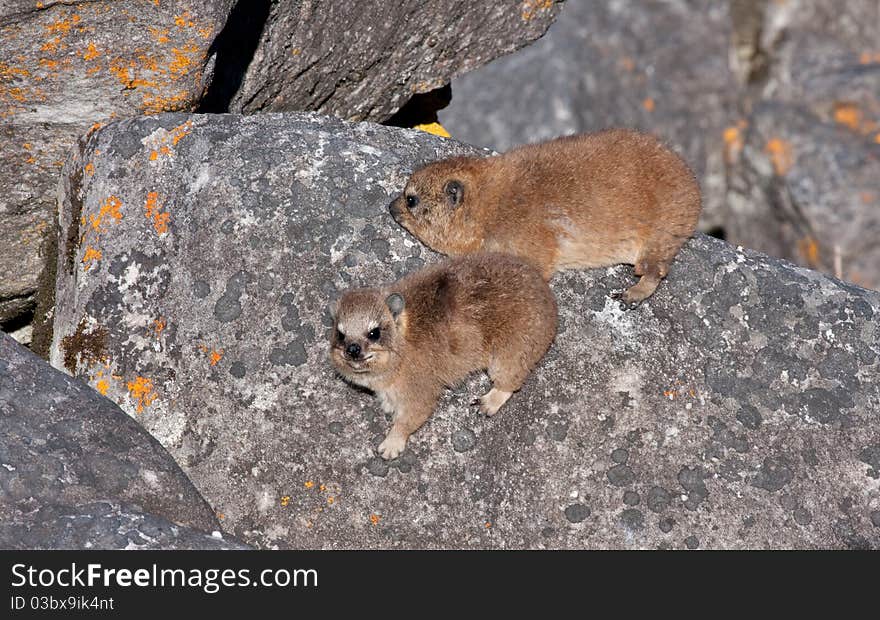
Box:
(385, 293, 405, 319)
(444, 180, 464, 208)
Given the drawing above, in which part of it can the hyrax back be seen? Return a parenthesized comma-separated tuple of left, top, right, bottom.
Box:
(389, 129, 702, 305)
(329, 253, 557, 460)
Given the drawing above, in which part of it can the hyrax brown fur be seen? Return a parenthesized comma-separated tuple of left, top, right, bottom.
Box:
(390, 129, 702, 305)
(329, 253, 557, 460)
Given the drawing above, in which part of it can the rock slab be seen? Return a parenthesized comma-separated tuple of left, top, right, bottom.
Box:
(0, 330, 243, 549)
(51, 113, 880, 549)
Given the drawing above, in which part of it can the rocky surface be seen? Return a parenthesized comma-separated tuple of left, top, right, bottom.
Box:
(1, 500, 248, 551)
(49, 113, 880, 549)
(724, 0, 880, 291)
(440, 0, 737, 233)
(441, 0, 880, 290)
(222, 0, 562, 120)
(0, 330, 242, 549)
(0, 0, 234, 335)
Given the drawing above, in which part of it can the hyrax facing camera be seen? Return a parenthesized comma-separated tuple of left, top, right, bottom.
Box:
(329, 253, 557, 460)
(390, 129, 701, 306)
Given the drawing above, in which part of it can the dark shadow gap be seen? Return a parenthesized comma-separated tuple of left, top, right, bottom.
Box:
(197, 0, 273, 113)
(384, 84, 452, 128)
(706, 226, 727, 241)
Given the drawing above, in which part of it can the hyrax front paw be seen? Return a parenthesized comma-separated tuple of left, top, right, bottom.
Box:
(609, 289, 642, 310)
(477, 388, 513, 417)
(377, 432, 407, 460)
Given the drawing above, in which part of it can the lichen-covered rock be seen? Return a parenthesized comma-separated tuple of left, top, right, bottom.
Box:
(0, 330, 230, 549)
(223, 0, 562, 120)
(51, 113, 880, 549)
(440, 0, 736, 232)
(724, 0, 880, 291)
(0, 0, 234, 332)
(726, 102, 880, 291)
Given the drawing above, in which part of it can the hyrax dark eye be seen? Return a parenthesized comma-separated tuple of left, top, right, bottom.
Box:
(336, 329, 345, 342)
(405, 195, 419, 209)
(367, 327, 381, 341)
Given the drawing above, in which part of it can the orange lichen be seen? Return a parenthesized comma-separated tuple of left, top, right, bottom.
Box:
(318, 484, 326, 492)
(144, 191, 170, 234)
(127, 376, 158, 413)
(521, 0, 554, 21)
(149, 150, 158, 161)
(148, 26, 170, 44)
(96, 379, 109, 395)
(663, 389, 677, 400)
(82, 246, 102, 270)
(83, 42, 100, 61)
(84, 162, 95, 175)
(369, 514, 380, 526)
(280, 496, 291, 507)
(619, 56, 636, 72)
(45, 17, 73, 36)
(764, 138, 794, 175)
(833, 102, 861, 131)
(170, 120, 193, 144)
(90, 195, 123, 233)
(87, 121, 102, 135)
(642, 97, 655, 112)
(797, 236, 821, 267)
(174, 12, 195, 28)
(168, 44, 198, 77)
(327, 497, 335, 505)
(209, 349, 224, 366)
(153, 318, 165, 338)
(485, 522, 492, 529)
(304, 481, 315, 489)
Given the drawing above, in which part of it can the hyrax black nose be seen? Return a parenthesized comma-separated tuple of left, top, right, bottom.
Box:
(346, 342, 362, 359)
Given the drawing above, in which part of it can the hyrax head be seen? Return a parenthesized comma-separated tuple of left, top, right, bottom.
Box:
(329, 288, 407, 382)
(388, 157, 481, 254)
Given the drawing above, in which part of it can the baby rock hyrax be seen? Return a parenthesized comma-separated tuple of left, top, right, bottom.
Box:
(389, 129, 702, 305)
(329, 253, 557, 460)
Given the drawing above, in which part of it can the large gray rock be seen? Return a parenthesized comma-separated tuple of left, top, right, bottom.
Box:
(723, 0, 880, 291)
(726, 102, 880, 291)
(1, 500, 248, 550)
(0, 330, 240, 549)
(225, 0, 562, 120)
(51, 113, 880, 549)
(440, 0, 736, 232)
(0, 0, 234, 334)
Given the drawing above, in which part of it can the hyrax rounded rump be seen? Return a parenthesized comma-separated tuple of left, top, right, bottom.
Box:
(329, 252, 557, 460)
(389, 129, 702, 305)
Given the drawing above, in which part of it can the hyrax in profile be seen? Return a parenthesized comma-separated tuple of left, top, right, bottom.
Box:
(329, 253, 557, 460)
(389, 129, 702, 305)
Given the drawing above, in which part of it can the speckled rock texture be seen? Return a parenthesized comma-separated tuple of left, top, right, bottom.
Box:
(225, 0, 562, 119)
(0, 330, 242, 549)
(1, 500, 248, 550)
(440, 0, 736, 233)
(51, 113, 880, 549)
(0, 0, 234, 331)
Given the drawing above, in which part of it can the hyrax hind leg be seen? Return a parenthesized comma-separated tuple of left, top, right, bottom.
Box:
(475, 350, 539, 417)
(614, 232, 685, 308)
